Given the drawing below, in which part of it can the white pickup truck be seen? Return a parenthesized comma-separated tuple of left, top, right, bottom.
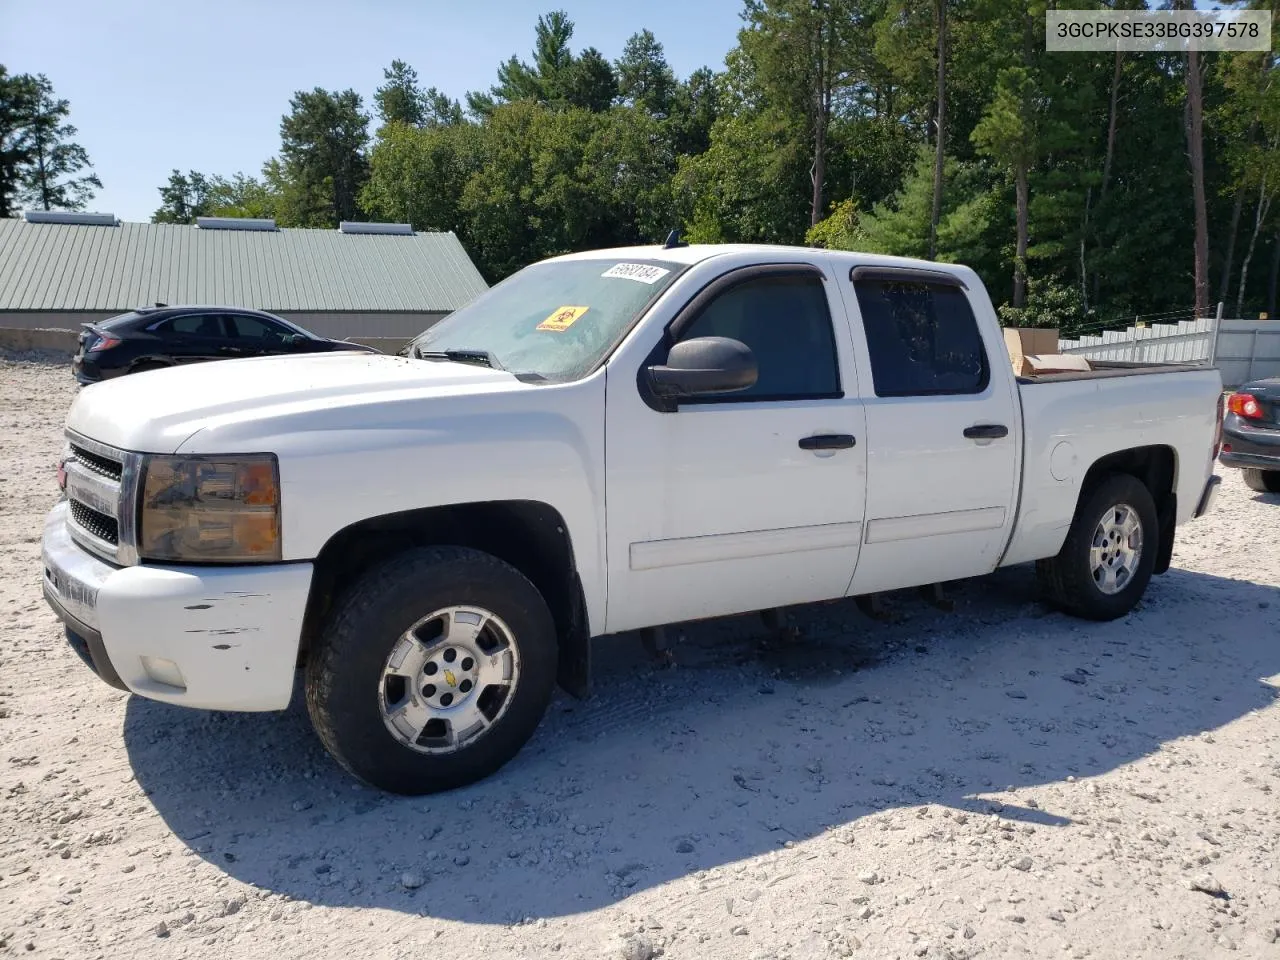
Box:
(42, 243, 1225, 794)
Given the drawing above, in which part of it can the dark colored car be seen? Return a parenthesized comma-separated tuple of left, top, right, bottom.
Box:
(72, 305, 378, 384)
(1220, 377, 1280, 493)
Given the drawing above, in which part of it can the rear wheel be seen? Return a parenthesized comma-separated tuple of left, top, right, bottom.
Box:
(1037, 473, 1158, 621)
(305, 546, 558, 795)
(1242, 467, 1280, 494)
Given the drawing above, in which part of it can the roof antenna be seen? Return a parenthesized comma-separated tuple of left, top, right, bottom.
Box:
(663, 229, 686, 249)
(154, 301, 167, 307)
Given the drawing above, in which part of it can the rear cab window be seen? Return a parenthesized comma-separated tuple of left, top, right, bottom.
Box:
(851, 271, 989, 397)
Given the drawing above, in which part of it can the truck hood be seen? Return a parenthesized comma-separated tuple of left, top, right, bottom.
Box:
(67, 352, 526, 453)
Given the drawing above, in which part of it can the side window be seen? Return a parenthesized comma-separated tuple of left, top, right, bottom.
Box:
(227, 314, 290, 342)
(677, 274, 841, 401)
(151, 314, 226, 337)
(852, 278, 989, 397)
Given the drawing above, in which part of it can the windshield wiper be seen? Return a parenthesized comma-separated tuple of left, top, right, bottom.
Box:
(416, 348, 504, 371)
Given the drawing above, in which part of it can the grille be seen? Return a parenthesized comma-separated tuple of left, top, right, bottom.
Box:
(70, 444, 123, 482)
(70, 498, 119, 545)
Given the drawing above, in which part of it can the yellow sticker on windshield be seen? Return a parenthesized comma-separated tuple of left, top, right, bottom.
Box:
(537, 305, 589, 332)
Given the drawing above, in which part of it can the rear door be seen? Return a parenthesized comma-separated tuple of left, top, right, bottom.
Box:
(841, 266, 1021, 595)
(147, 313, 231, 363)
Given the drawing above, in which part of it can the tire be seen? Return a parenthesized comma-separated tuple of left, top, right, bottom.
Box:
(305, 546, 558, 795)
(1037, 473, 1158, 622)
(129, 360, 168, 374)
(1242, 468, 1280, 494)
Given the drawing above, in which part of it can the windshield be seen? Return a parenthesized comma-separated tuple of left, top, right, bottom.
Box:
(408, 258, 685, 381)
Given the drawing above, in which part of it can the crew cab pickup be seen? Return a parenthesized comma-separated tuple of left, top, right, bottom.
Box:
(41, 244, 1225, 794)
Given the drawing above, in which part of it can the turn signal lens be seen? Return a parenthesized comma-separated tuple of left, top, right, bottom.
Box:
(139, 455, 281, 563)
(57, 442, 70, 492)
(1228, 392, 1262, 419)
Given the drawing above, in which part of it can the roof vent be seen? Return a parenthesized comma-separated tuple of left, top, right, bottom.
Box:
(195, 216, 277, 232)
(23, 210, 117, 226)
(339, 221, 414, 235)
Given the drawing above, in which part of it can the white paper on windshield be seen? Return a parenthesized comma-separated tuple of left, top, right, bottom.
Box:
(601, 262, 671, 284)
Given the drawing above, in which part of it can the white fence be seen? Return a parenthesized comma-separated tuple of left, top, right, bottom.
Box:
(1057, 316, 1280, 388)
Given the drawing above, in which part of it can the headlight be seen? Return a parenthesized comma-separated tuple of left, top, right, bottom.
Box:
(139, 455, 281, 563)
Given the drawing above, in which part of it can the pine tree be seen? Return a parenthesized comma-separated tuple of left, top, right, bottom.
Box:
(0, 67, 38, 218)
(277, 88, 370, 226)
(616, 30, 676, 116)
(375, 60, 426, 128)
(16, 73, 101, 211)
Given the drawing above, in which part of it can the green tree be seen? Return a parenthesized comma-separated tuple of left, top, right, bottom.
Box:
(375, 60, 426, 128)
(667, 66, 719, 156)
(469, 12, 617, 114)
(0, 67, 38, 218)
(740, 0, 865, 226)
(674, 107, 810, 244)
(361, 121, 482, 233)
(616, 30, 676, 116)
(811, 148, 1002, 279)
(1174, 0, 1210, 318)
(152, 169, 279, 223)
(563, 48, 618, 112)
(152, 169, 214, 223)
(422, 88, 466, 127)
(276, 88, 370, 226)
(1211, 40, 1280, 313)
(585, 106, 676, 244)
(15, 73, 101, 211)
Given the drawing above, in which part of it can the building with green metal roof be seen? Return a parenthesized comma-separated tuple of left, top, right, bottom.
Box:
(0, 212, 489, 349)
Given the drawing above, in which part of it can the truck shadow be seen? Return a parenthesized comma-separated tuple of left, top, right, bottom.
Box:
(123, 563, 1280, 924)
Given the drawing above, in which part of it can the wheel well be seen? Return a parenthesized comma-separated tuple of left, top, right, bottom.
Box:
(1079, 445, 1177, 574)
(299, 501, 591, 697)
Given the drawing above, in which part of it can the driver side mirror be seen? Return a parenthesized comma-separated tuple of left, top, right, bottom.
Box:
(646, 336, 757, 404)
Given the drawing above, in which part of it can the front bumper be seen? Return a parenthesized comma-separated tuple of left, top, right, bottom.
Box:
(41, 501, 313, 711)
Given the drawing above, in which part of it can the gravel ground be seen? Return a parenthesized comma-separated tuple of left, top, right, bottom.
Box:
(1, 355, 1279, 960)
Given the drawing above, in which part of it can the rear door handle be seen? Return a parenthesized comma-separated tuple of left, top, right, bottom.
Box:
(963, 424, 1009, 440)
(799, 434, 856, 450)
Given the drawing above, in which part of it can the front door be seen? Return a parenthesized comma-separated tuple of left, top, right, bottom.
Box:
(841, 268, 1021, 595)
(604, 261, 869, 635)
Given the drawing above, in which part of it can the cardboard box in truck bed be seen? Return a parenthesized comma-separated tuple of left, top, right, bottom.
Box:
(1003, 327, 1060, 376)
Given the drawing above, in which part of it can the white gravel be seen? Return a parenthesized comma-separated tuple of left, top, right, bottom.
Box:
(2, 355, 1279, 960)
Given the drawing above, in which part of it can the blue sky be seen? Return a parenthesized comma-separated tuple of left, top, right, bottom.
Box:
(0, 0, 746, 222)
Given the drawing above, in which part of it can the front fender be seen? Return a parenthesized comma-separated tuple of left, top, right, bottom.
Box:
(176, 378, 608, 636)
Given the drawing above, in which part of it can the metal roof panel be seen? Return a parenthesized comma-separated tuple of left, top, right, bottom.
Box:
(0, 219, 488, 312)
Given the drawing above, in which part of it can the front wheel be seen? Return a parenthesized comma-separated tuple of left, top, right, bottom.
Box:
(1242, 467, 1280, 494)
(1037, 473, 1158, 621)
(305, 546, 558, 795)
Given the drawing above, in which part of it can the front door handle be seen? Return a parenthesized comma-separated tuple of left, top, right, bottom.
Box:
(963, 424, 1009, 440)
(799, 434, 856, 451)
